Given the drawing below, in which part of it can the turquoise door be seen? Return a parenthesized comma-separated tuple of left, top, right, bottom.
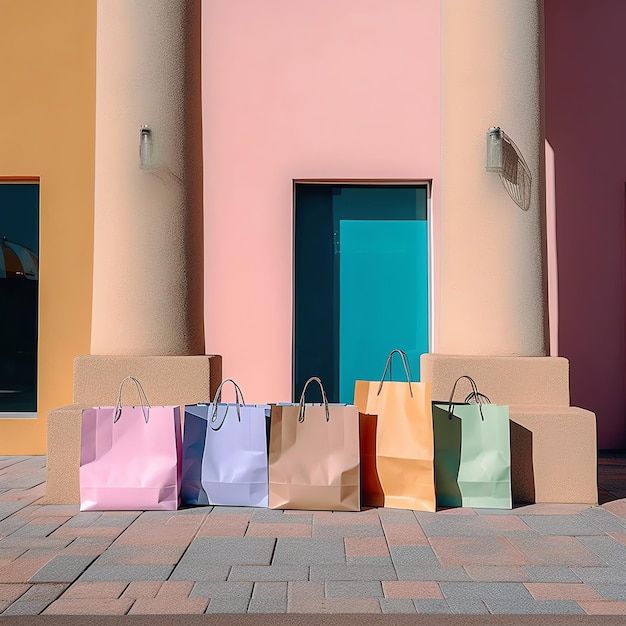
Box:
(294, 184, 428, 403)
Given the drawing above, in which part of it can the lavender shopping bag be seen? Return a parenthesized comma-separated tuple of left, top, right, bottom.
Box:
(181, 379, 270, 507)
(79, 376, 183, 511)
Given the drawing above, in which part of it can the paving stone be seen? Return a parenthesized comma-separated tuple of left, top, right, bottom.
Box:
(0, 549, 60, 582)
(381, 522, 428, 546)
(578, 535, 626, 566)
(91, 513, 142, 527)
(208, 506, 256, 515)
(77, 565, 174, 582)
(2, 584, 67, 615)
(0, 583, 29, 602)
(246, 523, 311, 537)
(169, 563, 231, 581)
(395, 566, 471, 581)
(464, 566, 529, 581)
(310, 564, 396, 581)
(325, 581, 383, 597)
(524, 583, 602, 601)
(127, 511, 171, 523)
(0, 517, 29, 537)
(591, 583, 626, 600)
(190, 582, 253, 599)
(486, 598, 586, 614)
(377, 508, 419, 522)
(345, 536, 390, 557)
(229, 566, 309, 582)
(390, 545, 440, 567)
(29, 555, 97, 583)
(181, 537, 275, 565)
(273, 538, 345, 565)
(508, 535, 606, 567)
(0, 537, 72, 551)
(518, 515, 606, 536)
(440, 581, 534, 602)
(572, 567, 626, 584)
(429, 536, 528, 567)
(316, 511, 382, 526)
(90, 545, 185, 566)
(581, 507, 626, 532)
(289, 596, 382, 613)
(61, 581, 128, 599)
(379, 598, 417, 613)
(128, 597, 208, 614)
(251, 581, 288, 599)
(447, 599, 490, 614)
(578, 600, 626, 615)
(10, 521, 67, 538)
(481, 515, 533, 533)
(312, 524, 384, 538)
(251, 508, 312, 523)
(414, 514, 494, 537)
(60, 537, 114, 555)
(510, 503, 592, 516)
(26, 505, 79, 518)
(197, 514, 250, 537)
(43, 598, 134, 615)
(523, 566, 583, 583)
(346, 556, 395, 568)
(382, 581, 442, 599)
(247, 598, 287, 612)
(121, 581, 162, 599)
(171, 509, 213, 521)
(62, 512, 103, 528)
(204, 596, 250, 613)
(412, 599, 451, 613)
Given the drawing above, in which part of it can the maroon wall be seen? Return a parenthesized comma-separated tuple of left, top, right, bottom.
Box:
(545, 0, 626, 448)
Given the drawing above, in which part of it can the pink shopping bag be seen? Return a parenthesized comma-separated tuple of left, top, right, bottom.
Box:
(79, 376, 183, 511)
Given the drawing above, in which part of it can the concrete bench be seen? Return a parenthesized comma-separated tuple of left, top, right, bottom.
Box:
(420, 354, 598, 505)
(44, 354, 222, 504)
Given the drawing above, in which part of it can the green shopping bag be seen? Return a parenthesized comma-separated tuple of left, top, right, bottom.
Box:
(433, 376, 512, 509)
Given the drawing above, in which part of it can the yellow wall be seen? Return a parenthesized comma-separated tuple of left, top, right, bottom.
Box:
(0, 1, 96, 453)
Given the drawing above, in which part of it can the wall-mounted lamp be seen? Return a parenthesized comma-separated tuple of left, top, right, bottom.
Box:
(486, 126, 505, 172)
(485, 126, 532, 211)
(139, 125, 153, 168)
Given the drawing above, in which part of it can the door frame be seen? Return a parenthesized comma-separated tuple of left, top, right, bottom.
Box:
(291, 179, 434, 400)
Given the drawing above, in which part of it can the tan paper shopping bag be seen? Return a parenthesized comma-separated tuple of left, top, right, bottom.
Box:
(354, 349, 436, 511)
(268, 377, 360, 511)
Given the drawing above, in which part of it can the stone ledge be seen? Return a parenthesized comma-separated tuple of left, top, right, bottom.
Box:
(44, 354, 222, 504)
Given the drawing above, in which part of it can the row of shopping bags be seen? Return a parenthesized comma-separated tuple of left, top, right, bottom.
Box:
(78, 351, 512, 512)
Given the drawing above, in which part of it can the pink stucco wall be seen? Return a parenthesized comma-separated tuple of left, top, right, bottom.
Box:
(545, 0, 626, 448)
(202, 0, 440, 402)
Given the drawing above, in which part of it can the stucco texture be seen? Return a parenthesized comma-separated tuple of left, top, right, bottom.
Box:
(0, 0, 96, 453)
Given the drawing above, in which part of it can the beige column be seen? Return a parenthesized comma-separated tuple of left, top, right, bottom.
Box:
(438, 0, 547, 356)
(91, 0, 203, 355)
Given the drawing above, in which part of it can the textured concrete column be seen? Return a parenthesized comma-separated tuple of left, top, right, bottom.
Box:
(439, 0, 547, 355)
(91, 0, 203, 355)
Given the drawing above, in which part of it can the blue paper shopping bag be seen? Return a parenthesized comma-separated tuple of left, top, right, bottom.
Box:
(181, 379, 270, 507)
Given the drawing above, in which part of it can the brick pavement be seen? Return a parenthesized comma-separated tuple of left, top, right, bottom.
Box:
(0, 455, 625, 615)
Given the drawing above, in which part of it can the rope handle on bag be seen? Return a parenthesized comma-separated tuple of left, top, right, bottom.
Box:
(377, 349, 414, 397)
(209, 379, 246, 430)
(114, 376, 151, 424)
(298, 376, 330, 423)
(446, 375, 491, 421)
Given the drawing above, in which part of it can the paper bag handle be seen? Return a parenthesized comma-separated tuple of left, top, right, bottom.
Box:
(377, 349, 414, 397)
(114, 376, 151, 424)
(298, 376, 330, 423)
(210, 378, 246, 430)
(446, 375, 491, 421)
